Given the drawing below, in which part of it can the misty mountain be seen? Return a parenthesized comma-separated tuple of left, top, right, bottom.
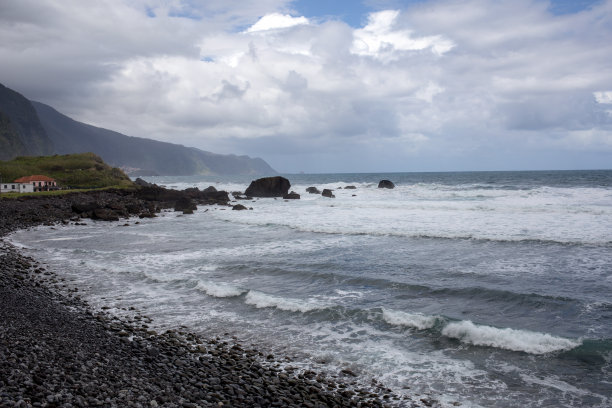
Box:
(0, 83, 54, 160)
(0, 83, 276, 176)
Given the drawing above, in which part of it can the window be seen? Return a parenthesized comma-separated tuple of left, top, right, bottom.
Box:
(12, 185, 15, 189)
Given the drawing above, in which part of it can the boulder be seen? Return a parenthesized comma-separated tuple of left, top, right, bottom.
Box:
(306, 187, 321, 194)
(134, 178, 153, 187)
(345, 185, 357, 190)
(245, 176, 290, 198)
(174, 196, 197, 212)
(322, 189, 335, 198)
(92, 208, 120, 221)
(232, 204, 248, 211)
(378, 180, 395, 189)
(283, 191, 300, 200)
(203, 186, 217, 193)
(71, 199, 100, 214)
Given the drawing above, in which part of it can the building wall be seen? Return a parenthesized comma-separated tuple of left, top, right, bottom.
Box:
(0, 183, 34, 193)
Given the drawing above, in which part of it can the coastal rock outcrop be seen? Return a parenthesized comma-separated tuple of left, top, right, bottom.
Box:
(322, 189, 335, 198)
(245, 176, 290, 198)
(306, 187, 321, 194)
(232, 204, 248, 210)
(345, 185, 357, 190)
(134, 178, 153, 187)
(378, 180, 395, 189)
(174, 196, 197, 213)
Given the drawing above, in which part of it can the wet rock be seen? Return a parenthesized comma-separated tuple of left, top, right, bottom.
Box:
(245, 177, 291, 198)
(135, 178, 153, 187)
(306, 187, 321, 194)
(321, 189, 335, 198)
(378, 180, 395, 189)
(174, 197, 197, 213)
(283, 191, 300, 200)
(92, 208, 120, 222)
(232, 204, 248, 211)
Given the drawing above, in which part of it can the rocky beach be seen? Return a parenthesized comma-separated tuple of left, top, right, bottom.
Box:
(0, 187, 419, 408)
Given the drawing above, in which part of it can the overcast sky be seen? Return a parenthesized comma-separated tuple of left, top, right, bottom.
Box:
(1, 0, 611, 173)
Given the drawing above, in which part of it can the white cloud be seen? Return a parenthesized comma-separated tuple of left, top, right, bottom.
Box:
(594, 91, 612, 104)
(351, 10, 455, 61)
(246, 13, 309, 33)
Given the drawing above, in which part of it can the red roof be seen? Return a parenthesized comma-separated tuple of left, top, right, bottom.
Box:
(14, 175, 56, 183)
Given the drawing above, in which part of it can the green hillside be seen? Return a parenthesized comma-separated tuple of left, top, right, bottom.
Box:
(0, 153, 133, 189)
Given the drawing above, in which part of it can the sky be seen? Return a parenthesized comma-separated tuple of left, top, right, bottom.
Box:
(0, 0, 611, 173)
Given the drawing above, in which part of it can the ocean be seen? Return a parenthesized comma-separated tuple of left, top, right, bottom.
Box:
(9, 170, 612, 407)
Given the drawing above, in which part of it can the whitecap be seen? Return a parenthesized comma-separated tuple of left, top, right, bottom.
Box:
(382, 308, 441, 330)
(441, 320, 581, 354)
(196, 281, 246, 298)
(245, 290, 327, 313)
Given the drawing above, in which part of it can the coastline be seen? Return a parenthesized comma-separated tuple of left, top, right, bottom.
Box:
(0, 190, 423, 407)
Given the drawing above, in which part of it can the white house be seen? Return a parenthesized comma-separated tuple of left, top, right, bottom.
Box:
(0, 182, 34, 194)
(14, 175, 58, 192)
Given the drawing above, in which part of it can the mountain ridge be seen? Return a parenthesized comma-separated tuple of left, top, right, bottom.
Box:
(0, 83, 276, 176)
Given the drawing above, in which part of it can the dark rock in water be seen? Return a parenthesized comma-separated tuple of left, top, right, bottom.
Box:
(134, 178, 153, 187)
(306, 187, 321, 194)
(182, 209, 194, 215)
(322, 189, 335, 198)
(245, 176, 290, 198)
(378, 180, 395, 189)
(283, 191, 300, 200)
(232, 204, 248, 211)
(174, 197, 197, 212)
(92, 208, 120, 221)
(203, 186, 217, 193)
(345, 185, 357, 190)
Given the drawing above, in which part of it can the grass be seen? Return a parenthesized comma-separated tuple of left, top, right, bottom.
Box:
(0, 152, 134, 190)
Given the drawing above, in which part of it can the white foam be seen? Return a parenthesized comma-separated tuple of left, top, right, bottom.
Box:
(245, 290, 327, 313)
(441, 320, 581, 354)
(196, 281, 246, 298)
(382, 308, 441, 330)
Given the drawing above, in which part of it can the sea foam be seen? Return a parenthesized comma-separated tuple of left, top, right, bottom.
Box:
(441, 320, 581, 354)
(382, 308, 441, 330)
(196, 281, 246, 298)
(245, 290, 326, 313)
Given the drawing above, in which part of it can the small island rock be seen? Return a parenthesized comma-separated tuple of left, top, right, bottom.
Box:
(245, 176, 290, 198)
(378, 180, 395, 189)
(322, 189, 335, 198)
(306, 187, 321, 194)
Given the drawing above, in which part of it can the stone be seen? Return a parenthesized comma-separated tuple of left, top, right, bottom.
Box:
(232, 204, 248, 211)
(92, 208, 120, 221)
(203, 186, 217, 193)
(244, 177, 290, 198)
(174, 197, 197, 213)
(377, 180, 395, 189)
(306, 187, 321, 194)
(134, 178, 152, 187)
(344, 186, 356, 189)
(283, 191, 300, 200)
(321, 189, 335, 198)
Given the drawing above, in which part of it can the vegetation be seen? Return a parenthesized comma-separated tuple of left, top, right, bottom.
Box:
(0, 153, 134, 190)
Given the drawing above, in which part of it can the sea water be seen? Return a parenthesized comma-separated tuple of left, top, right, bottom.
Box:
(9, 170, 612, 407)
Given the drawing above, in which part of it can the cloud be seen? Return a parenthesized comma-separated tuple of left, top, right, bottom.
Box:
(351, 10, 455, 60)
(246, 13, 309, 32)
(1, 0, 611, 172)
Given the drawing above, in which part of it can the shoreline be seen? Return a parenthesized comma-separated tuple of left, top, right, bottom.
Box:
(1, 190, 426, 407)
